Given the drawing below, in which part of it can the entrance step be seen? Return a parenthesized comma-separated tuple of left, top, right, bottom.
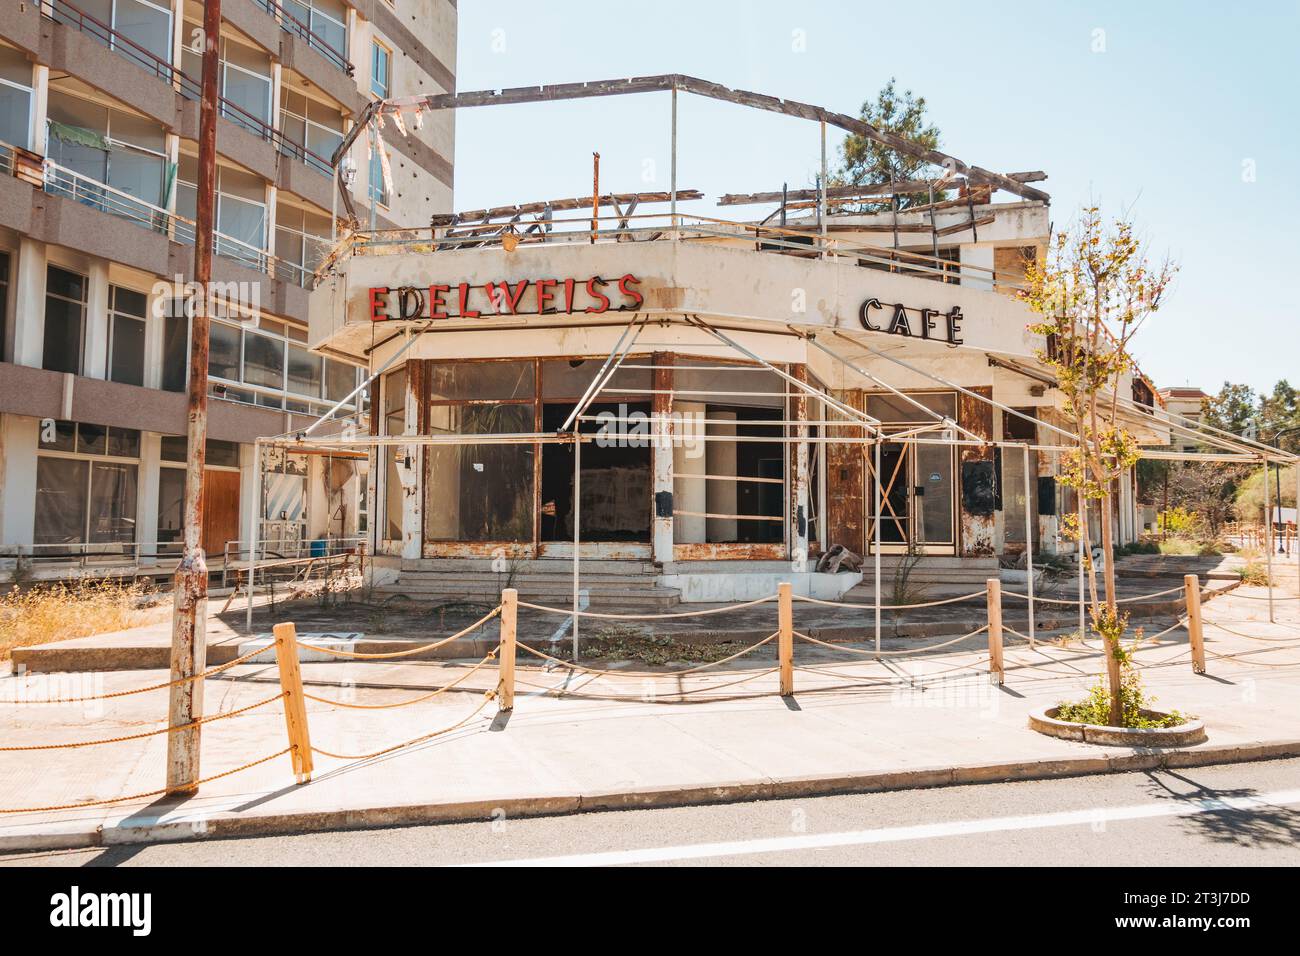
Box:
(382, 558, 679, 610)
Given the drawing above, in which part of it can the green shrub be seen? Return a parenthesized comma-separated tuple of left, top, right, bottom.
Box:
(1055, 662, 1187, 729)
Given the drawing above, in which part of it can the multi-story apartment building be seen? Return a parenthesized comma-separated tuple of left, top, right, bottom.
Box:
(0, 0, 455, 580)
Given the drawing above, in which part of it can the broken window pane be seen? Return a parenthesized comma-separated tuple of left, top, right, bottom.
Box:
(34, 457, 88, 546)
(425, 403, 535, 543)
(429, 360, 533, 402)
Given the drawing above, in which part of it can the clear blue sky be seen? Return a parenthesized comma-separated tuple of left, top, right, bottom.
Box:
(451, 1, 1299, 394)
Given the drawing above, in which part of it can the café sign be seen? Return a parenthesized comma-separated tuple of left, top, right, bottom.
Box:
(368, 274, 643, 322)
(858, 297, 964, 346)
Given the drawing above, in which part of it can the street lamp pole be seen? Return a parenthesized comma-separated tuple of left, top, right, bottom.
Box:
(1269, 426, 1300, 555)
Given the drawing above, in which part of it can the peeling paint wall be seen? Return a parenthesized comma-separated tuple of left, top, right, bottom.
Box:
(958, 386, 996, 556)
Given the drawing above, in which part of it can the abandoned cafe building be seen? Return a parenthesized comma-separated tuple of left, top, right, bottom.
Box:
(294, 76, 1182, 606)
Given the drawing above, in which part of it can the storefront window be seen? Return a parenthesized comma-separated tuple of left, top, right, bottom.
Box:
(425, 403, 534, 543)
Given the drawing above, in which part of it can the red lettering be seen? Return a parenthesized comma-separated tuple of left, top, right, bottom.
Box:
(563, 278, 576, 313)
(457, 282, 479, 318)
(617, 274, 643, 310)
(486, 279, 529, 314)
(428, 284, 450, 320)
(585, 276, 610, 314)
(369, 286, 389, 322)
(535, 278, 557, 315)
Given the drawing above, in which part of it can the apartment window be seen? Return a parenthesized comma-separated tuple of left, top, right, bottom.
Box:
(207, 315, 361, 413)
(177, 158, 268, 264)
(35, 422, 140, 548)
(0, 251, 9, 361)
(51, 0, 173, 66)
(160, 298, 189, 392)
(181, 33, 272, 132)
(278, 89, 344, 165)
(370, 41, 391, 98)
(105, 286, 148, 386)
(45, 91, 168, 215)
(43, 265, 88, 375)
(369, 145, 390, 207)
(283, 0, 348, 59)
(0, 44, 33, 149)
(275, 203, 333, 282)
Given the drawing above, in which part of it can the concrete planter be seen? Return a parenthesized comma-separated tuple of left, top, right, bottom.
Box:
(1029, 707, 1206, 747)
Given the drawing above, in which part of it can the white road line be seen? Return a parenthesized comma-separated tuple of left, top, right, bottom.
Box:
(459, 787, 1300, 867)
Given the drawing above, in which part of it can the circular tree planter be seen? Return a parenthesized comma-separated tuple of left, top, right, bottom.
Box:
(1029, 707, 1206, 747)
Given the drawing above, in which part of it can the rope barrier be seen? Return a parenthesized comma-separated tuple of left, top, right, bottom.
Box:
(1002, 584, 1185, 605)
(1202, 621, 1300, 642)
(0, 747, 291, 815)
(793, 625, 989, 657)
(310, 691, 495, 761)
(514, 633, 776, 678)
(295, 606, 500, 659)
(516, 595, 775, 620)
(792, 589, 987, 610)
(0, 693, 285, 751)
(0, 643, 274, 705)
(1227, 592, 1300, 601)
(515, 666, 781, 702)
(302, 650, 498, 709)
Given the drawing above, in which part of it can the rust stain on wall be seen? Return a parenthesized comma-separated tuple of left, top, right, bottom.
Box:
(825, 388, 865, 555)
(958, 386, 995, 556)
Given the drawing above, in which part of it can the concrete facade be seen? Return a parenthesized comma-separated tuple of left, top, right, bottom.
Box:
(0, 0, 456, 580)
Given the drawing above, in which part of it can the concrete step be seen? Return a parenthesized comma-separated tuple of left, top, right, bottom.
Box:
(400, 558, 656, 575)
(396, 571, 660, 586)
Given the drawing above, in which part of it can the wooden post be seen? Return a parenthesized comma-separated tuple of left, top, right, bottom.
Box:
(1184, 573, 1206, 675)
(272, 622, 313, 783)
(499, 588, 517, 711)
(778, 582, 794, 696)
(986, 578, 1004, 686)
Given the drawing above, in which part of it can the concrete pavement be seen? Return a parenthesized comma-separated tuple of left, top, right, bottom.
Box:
(0, 584, 1297, 853)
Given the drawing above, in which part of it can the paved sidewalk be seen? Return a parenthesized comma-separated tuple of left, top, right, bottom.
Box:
(0, 586, 1297, 852)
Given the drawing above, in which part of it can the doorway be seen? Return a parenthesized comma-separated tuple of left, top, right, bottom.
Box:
(865, 439, 955, 553)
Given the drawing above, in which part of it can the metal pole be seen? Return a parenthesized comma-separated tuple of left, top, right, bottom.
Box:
(1076, 495, 1086, 639)
(572, 433, 581, 660)
(166, 0, 220, 794)
(590, 151, 599, 243)
(819, 119, 827, 257)
(670, 84, 678, 238)
(1023, 442, 1035, 648)
(245, 440, 261, 634)
(874, 439, 882, 658)
(1263, 458, 1274, 622)
(1294, 464, 1299, 597)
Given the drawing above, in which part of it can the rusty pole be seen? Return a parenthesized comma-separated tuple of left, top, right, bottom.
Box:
(165, 0, 220, 793)
(590, 151, 599, 243)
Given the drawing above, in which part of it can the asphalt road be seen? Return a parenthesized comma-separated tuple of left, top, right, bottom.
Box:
(5, 758, 1300, 867)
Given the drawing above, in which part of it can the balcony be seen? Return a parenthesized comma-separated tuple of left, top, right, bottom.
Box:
(44, 0, 336, 177)
(251, 0, 354, 77)
(0, 140, 317, 288)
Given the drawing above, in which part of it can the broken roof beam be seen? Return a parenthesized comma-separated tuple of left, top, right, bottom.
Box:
(718, 171, 1048, 207)
(431, 189, 704, 227)
(356, 75, 1049, 203)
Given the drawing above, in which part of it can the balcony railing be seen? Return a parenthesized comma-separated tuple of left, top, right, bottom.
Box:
(45, 0, 335, 177)
(13, 148, 317, 288)
(251, 0, 354, 76)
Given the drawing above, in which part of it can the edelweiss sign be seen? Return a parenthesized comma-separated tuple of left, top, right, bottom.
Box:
(368, 274, 644, 321)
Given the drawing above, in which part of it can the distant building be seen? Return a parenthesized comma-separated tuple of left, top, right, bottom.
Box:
(1157, 387, 1211, 453)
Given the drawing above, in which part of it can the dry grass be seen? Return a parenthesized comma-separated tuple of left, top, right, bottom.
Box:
(0, 580, 165, 661)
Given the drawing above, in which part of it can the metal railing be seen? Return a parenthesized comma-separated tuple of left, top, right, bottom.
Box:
(45, 0, 335, 178)
(342, 210, 1028, 291)
(32, 153, 315, 288)
(251, 0, 354, 76)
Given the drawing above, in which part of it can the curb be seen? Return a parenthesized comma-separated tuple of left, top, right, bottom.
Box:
(3, 738, 1299, 854)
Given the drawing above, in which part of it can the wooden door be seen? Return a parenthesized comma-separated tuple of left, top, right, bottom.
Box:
(201, 469, 241, 559)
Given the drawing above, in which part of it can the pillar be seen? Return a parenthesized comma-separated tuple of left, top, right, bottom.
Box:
(137, 431, 162, 565)
(651, 353, 674, 562)
(673, 400, 706, 545)
(12, 238, 46, 368)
